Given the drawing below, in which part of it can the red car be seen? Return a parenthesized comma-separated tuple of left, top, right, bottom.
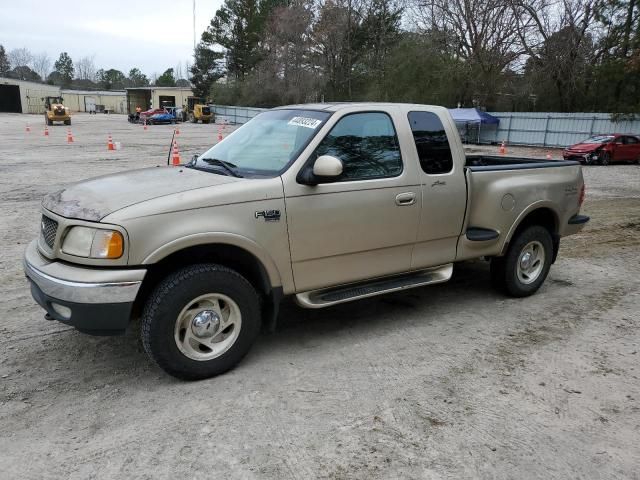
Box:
(140, 107, 165, 119)
(563, 134, 640, 165)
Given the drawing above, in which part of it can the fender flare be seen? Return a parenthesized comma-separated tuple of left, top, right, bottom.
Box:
(142, 232, 283, 289)
(500, 201, 560, 255)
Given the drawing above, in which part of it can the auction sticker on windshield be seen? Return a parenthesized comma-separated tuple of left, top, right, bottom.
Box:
(288, 117, 322, 129)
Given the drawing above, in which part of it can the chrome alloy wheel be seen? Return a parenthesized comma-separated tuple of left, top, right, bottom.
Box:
(174, 293, 242, 361)
(516, 240, 545, 285)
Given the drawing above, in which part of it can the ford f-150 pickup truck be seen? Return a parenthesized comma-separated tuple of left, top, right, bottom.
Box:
(24, 103, 590, 379)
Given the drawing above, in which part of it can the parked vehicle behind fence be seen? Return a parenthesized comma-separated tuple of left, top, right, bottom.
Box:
(563, 134, 640, 165)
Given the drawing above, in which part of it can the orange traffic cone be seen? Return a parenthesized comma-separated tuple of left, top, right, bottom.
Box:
(44, 125, 49, 137)
(26, 123, 31, 133)
(67, 128, 74, 143)
(143, 120, 147, 131)
(174, 126, 180, 135)
(171, 140, 181, 165)
(499, 140, 506, 155)
(107, 134, 115, 151)
(217, 126, 223, 142)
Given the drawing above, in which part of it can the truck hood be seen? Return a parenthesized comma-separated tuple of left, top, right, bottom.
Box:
(42, 166, 238, 221)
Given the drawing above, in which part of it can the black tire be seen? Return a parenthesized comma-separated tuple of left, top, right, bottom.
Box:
(202, 119, 210, 124)
(64, 119, 71, 125)
(490, 225, 553, 297)
(141, 264, 261, 380)
(46, 118, 53, 126)
(189, 113, 197, 123)
(600, 152, 610, 166)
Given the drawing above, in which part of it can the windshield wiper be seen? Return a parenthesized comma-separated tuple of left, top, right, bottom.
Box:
(200, 158, 243, 178)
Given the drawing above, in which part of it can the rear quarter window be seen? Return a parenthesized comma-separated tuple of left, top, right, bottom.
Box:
(408, 111, 453, 174)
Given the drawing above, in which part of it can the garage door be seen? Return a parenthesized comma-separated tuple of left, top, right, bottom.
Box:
(0, 85, 22, 113)
(84, 96, 96, 112)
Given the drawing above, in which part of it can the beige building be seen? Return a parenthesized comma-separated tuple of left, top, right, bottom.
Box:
(125, 87, 193, 113)
(0, 77, 61, 114)
(61, 89, 127, 113)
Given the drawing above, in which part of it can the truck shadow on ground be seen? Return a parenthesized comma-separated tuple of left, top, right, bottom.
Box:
(36, 260, 504, 383)
(271, 260, 495, 335)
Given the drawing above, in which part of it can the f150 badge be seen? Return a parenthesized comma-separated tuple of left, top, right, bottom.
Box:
(255, 210, 281, 222)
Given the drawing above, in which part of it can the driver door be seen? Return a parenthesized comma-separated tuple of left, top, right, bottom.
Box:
(283, 111, 421, 292)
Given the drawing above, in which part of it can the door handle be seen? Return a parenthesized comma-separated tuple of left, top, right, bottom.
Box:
(431, 180, 446, 187)
(395, 192, 416, 206)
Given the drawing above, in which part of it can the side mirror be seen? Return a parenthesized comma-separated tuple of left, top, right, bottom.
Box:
(313, 155, 343, 177)
(298, 155, 344, 185)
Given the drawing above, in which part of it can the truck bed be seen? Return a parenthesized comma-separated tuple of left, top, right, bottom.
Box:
(456, 155, 584, 262)
(466, 155, 579, 171)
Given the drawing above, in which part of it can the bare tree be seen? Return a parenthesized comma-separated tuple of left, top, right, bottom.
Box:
(411, 0, 525, 107)
(75, 55, 97, 81)
(511, 0, 598, 110)
(31, 52, 51, 80)
(175, 61, 184, 80)
(8, 47, 33, 68)
(260, 0, 318, 103)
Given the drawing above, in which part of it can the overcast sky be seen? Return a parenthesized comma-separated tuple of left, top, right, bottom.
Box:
(2, 0, 224, 77)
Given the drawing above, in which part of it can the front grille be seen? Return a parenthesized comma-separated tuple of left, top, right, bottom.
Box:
(41, 215, 58, 248)
(54, 109, 65, 116)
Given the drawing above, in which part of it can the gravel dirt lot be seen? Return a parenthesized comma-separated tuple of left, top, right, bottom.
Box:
(1, 113, 639, 479)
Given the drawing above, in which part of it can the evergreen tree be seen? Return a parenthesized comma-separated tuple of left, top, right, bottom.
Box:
(156, 68, 177, 87)
(53, 52, 74, 86)
(0, 45, 10, 76)
(128, 68, 149, 87)
(190, 43, 224, 98)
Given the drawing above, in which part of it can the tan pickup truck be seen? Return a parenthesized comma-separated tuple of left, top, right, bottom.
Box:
(24, 103, 589, 379)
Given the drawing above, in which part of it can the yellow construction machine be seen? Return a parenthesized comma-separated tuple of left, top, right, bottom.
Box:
(185, 96, 212, 124)
(44, 96, 71, 125)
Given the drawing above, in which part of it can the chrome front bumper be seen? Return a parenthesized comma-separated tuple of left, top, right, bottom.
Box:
(23, 240, 145, 304)
(23, 240, 146, 334)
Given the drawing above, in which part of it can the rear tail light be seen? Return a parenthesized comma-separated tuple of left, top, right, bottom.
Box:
(579, 184, 586, 206)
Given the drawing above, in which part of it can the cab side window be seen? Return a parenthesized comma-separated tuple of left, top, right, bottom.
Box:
(408, 111, 453, 174)
(624, 136, 638, 144)
(313, 112, 403, 180)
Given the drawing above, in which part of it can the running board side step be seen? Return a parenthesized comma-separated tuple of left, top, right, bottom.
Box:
(295, 264, 453, 309)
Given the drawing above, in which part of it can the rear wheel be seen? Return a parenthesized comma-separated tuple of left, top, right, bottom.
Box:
(490, 225, 553, 297)
(141, 264, 261, 380)
(189, 113, 197, 123)
(64, 119, 71, 125)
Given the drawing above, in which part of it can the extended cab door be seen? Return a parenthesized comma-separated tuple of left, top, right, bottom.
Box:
(407, 109, 467, 268)
(283, 109, 421, 292)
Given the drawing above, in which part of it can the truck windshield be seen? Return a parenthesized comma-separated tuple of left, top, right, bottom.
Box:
(191, 109, 331, 177)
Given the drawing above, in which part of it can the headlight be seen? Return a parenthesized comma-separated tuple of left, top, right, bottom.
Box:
(62, 226, 124, 259)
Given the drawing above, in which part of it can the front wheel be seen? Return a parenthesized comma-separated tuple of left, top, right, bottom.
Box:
(600, 152, 610, 166)
(490, 225, 553, 297)
(141, 264, 261, 380)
